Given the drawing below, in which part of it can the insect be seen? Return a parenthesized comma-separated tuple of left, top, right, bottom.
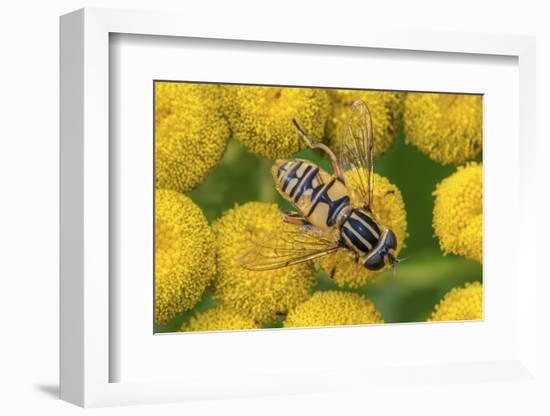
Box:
(240, 100, 399, 272)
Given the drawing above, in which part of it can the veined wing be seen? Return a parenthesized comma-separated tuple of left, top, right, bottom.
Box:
(338, 100, 375, 210)
(239, 225, 341, 271)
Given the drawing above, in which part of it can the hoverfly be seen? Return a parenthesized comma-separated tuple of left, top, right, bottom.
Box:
(240, 100, 399, 272)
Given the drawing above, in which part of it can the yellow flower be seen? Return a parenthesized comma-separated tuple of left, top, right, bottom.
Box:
(433, 162, 482, 262)
(404, 93, 482, 165)
(284, 291, 384, 328)
(155, 189, 216, 323)
(429, 281, 483, 321)
(212, 202, 316, 324)
(317, 171, 408, 288)
(155, 82, 231, 192)
(326, 90, 405, 158)
(222, 85, 330, 159)
(183, 305, 260, 332)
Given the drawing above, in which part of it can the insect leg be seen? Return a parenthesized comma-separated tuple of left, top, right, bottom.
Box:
(292, 119, 345, 181)
(280, 208, 301, 216)
(282, 213, 311, 227)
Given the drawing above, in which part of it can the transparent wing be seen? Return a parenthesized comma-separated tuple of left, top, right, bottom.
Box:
(338, 100, 375, 210)
(239, 225, 341, 271)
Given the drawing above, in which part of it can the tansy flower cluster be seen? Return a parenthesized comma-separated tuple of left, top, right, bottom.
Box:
(284, 291, 384, 328)
(155, 82, 231, 193)
(429, 281, 483, 321)
(154, 81, 483, 332)
(433, 162, 482, 262)
(183, 305, 260, 332)
(213, 202, 316, 324)
(222, 85, 330, 159)
(404, 93, 482, 165)
(155, 189, 216, 323)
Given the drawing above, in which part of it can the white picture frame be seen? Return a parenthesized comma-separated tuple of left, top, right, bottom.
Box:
(60, 7, 539, 408)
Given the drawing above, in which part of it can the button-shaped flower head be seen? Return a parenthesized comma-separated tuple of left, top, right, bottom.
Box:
(429, 281, 483, 321)
(404, 93, 482, 165)
(213, 202, 316, 324)
(155, 82, 231, 192)
(222, 86, 330, 159)
(155, 189, 216, 324)
(317, 171, 408, 288)
(433, 162, 482, 262)
(284, 291, 384, 328)
(183, 305, 260, 332)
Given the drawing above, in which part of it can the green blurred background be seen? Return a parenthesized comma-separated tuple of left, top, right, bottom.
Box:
(155, 129, 482, 333)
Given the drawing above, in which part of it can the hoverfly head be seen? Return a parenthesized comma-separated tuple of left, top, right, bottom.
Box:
(362, 228, 398, 271)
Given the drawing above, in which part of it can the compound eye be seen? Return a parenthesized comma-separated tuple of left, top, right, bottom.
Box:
(385, 229, 397, 250)
(363, 252, 384, 271)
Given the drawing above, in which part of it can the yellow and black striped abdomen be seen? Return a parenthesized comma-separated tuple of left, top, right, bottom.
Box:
(272, 159, 350, 232)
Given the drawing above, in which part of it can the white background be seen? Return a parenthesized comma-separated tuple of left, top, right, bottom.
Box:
(1, 1, 548, 415)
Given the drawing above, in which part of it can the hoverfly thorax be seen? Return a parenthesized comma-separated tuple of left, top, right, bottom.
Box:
(340, 208, 398, 270)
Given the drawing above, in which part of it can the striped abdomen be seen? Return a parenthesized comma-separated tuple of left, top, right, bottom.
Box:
(272, 159, 350, 231)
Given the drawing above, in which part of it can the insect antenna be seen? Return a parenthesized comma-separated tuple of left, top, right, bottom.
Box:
(396, 255, 411, 263)
(388, 253, 410, 278)
(292, 118, 345, 180)
(292, 119, 314, 147)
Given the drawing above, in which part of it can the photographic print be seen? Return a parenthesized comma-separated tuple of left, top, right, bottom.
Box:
(153, 82, 483, 333)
